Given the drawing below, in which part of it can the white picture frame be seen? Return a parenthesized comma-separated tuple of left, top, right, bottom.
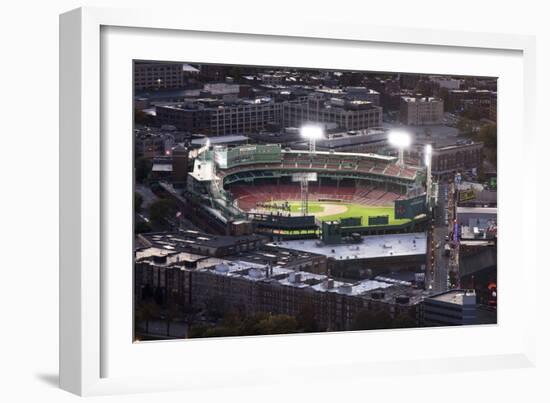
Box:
(60, 6, 538, 396)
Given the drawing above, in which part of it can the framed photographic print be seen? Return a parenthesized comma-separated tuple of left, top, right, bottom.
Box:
(60, 6, 537, 396)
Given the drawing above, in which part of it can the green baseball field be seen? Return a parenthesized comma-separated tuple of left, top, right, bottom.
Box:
(269, 201, 411, 226)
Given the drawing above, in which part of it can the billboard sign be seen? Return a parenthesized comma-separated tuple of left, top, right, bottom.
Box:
(394, 194, 427, 219)
(368, 215, 389, 226)
(341, 216, 362, 227)
(291, 172, 317, 182)
(458, 188, 476, 203)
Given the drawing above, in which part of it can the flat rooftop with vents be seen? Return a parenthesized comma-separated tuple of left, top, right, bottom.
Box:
(271, 233, 427, 261)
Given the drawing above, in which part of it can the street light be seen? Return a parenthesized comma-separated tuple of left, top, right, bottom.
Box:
(388, 130, 411, 167)
(300, 124, 324, 154)
(200, 137, 211, 161)
(424, 144, 432, 166)
(425, 143, 433, 206)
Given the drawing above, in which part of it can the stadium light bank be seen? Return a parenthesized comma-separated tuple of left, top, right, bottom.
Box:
(300, 124, 325, 154)
(388, 130, 412, 167)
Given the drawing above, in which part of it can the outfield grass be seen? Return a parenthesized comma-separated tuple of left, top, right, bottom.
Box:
(263, 203, 324, 214)
(287, 203, 324, 214)
(277, 201, 411, 227)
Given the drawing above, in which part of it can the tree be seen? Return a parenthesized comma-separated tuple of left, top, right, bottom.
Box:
(135, 157, 152, 184)
(351, 309, 392, 331)
(165, 301, 179, 337)
(463, 106, 481, 121)
(456, 117, 475, 137)
(438, 87, 450, 111)
(134, 192, 143, 213)
(222, 309, 243, 329)
(189, 325, 208, 338)
(296, 303, 319, 332)
(149, 198, 177, 227)
(256, 314, 298, 335)
(392, 312, 417, 329)
(238, 313, 270, 336)
(204, 295, 228, 319)
(202, 326, 238, 338)
(478, 123, 497, 149)
(134, 108, 155, 126)
(137, 302, 160, 335)
(135, 220, 152, 234)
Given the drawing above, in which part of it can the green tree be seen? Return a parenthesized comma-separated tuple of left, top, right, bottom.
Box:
(134, 192, 143, 213)
(478, 123, 497, 149)
(456, 117, 475, 137)
(135, 220, 152, 234)
(351, 309, 393, 331)
(222, 309, 243, 329)
(204, 295, 228, 319)
(463, 107, 481, 121)
(135, 157, 152, 184)
(238, 312, 270, 336)
(256, 314, 298, 335)
(149, 199, 177, 227)
(296, 303, 319, 332)
(476, 163, 486, 182)
(438, 87, 450, 111)
(137, 301, 160, 335)
(202, 326, 238, 338)
(165, 301, 179, 337)
(134, 108, 155, 125)
(392, 312, 417, 329)
(189, 324, 208, 338)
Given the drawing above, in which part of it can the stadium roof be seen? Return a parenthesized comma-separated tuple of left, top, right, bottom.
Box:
(283, 149, 396, 162)
(191, 135, 249, 147)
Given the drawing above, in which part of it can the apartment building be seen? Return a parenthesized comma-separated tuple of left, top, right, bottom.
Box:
(134, 62, 198, 91)
(423, 290, 477, 326)
(156, 98, 283, 135)
(282, 97, 383, 131)
(400, 96, 444, 125)
(431, 142, 484, 176)
(134, 250, 423, 331)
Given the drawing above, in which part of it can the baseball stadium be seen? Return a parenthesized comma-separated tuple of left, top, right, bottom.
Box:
(184, 141, 430, 240)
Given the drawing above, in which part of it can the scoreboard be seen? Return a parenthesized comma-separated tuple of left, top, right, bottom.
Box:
(394, 194, 427, 219)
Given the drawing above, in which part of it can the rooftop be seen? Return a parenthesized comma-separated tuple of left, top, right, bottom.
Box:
(136, 251, 423, 305)
(271, 233, 427, 260)
(139, 230, 265, 252)
(135, 247, 228, 269)
(402, 96, 442, 103)
(230, 246, 324, 268)
(203, 262, 411, 299)
(456, 207, 498, 216)
(428, 290, 477, 306)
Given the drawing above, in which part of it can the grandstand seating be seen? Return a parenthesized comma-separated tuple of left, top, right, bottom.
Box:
(217, 152, 421, 184)
(228, 181, 404, 211)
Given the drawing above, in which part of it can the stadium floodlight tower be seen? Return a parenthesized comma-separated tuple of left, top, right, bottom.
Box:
(301, 124, 324, 154)
(388, 130, 412, 167)
(292, 172, 318, 216)
(424, 144, 433, 206)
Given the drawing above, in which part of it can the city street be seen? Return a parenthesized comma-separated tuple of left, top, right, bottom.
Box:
(427, 181, 452, 293)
